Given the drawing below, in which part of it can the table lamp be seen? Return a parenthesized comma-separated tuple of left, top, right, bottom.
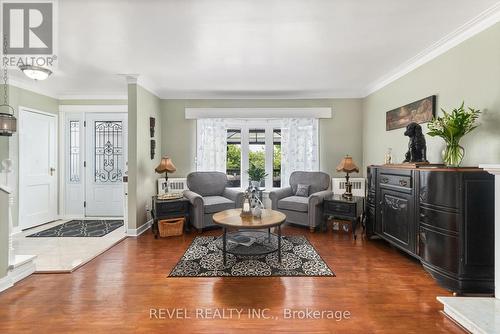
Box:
(155, 156, 176, 193)
(336, 155, 359, 200)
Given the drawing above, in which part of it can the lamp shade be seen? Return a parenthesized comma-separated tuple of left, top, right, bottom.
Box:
(336, 155, 359, 173)
(155, 156, 176, 174)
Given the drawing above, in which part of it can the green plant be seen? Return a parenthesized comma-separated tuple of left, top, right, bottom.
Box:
(427, 102, 481, 166)
(226, 145, 241, 169)
(247, 162, 268, 182)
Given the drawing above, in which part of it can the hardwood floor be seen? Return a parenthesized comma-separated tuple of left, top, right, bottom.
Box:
(0, 225, 463, 334)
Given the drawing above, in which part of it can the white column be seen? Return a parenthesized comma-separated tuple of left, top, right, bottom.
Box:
(1, 159, 15, 266)
(479, 164, 500, 299)
(8, 193, 14, 265)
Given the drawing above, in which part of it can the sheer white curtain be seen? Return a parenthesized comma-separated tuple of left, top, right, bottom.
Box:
(280, 118, 319, 187)
(196, 118, 227, 172)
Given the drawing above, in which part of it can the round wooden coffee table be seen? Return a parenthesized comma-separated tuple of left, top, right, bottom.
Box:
(212, 209, 286, 265)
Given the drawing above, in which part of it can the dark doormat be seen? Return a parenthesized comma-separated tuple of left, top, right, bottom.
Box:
(169, 235, 335, 277)
(26, 220, 124, 237)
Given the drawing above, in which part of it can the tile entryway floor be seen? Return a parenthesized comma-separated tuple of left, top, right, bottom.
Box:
(13, 220, 127, 272)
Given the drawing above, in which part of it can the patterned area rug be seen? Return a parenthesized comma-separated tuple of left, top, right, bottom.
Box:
(26, 220, 124, 237)
(169, 235, 335, 277)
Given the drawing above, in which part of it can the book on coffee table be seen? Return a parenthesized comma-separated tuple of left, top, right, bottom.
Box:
(228, 235, 256, 247)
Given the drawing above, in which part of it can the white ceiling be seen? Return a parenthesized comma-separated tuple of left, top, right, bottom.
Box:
(8, 0, 500, 99)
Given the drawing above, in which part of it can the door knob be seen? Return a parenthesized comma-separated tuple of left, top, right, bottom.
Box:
(50, 167, 56, 176)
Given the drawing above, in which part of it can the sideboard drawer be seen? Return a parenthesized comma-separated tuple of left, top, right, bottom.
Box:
(379, 174, 412, 189)
(419, 206, 460, 233)
(419, 226, 459, 275)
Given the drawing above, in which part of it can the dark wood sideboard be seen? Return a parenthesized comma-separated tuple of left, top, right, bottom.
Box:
(366, 165, 495, 294)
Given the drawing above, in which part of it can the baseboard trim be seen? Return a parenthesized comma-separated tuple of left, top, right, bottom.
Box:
(11, 226, 22, 235)
(0, 275, 13, 293)
(8, 255, 37, 284)
(127, 219, 153, 237)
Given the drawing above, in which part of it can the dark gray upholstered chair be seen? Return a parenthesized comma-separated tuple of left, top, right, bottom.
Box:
(183, 172, 244, 231)
(269, 171, 332, 231)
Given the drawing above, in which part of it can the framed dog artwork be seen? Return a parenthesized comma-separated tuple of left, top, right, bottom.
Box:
(386, 96, 436, 131)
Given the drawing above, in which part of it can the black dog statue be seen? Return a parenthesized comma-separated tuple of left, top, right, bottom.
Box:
(403, 122, 428, 163)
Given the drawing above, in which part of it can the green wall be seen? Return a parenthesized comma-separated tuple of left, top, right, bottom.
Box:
(161, 99, 363, 180)
(128, 84, 162, 229)
(363, 23, 500, 169)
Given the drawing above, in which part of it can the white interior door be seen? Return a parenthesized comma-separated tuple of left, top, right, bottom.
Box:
(85, 113, 127, 217)
(19, 109, 57, 229)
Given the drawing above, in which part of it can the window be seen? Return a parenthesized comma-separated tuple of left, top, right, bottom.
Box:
(69, 120, 80, 183)
(226, 129, 241, 188)
(273, 129, 281, 188)
(94, 121, 124, 183)
(225, 120, 282, 189)
(248, 129, 266, 187)
(197, 117, 318, 189)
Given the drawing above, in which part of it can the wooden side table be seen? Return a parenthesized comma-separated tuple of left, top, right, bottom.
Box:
(151, 196, 190, 238)
(323, 194, 364, 239)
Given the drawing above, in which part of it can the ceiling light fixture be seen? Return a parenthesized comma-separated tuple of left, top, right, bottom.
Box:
(19, 65, 52, 81)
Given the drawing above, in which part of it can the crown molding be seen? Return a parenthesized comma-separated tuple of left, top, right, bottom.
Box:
(157, 89, 363, 99)
(58, 93, 127, 100)
(185, 107, 332, 119)
(363, 3, 500, 97)
(59, 104, 128, 113)
(7, 78, 59, 100)
(120, 74, 162, 98)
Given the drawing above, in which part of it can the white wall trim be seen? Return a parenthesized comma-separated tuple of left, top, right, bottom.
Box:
(0, 275, 13, 293)
(185, 107, 332, 119)
(126, 219, 153, 237)
(59, 94, 128, 100)
(8, 78, 59, 100)
(160, 90, 362, 99)
(8, 255, 37, 285)
(364, 3, 500, 97)
(0, 184, 12, 194)
(123, 74, 162, 98)
(59, 104, 128, 113)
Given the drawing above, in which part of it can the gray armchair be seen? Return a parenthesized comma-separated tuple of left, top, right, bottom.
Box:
(269, 171, 332, 231)
(183, 172, 244, 231)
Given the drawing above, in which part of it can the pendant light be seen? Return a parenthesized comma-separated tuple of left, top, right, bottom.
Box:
(0, 35, 16, 136)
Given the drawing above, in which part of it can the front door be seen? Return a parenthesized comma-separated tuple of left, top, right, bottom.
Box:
(85, 113, 127, 216)
(19, 109, 58, 229)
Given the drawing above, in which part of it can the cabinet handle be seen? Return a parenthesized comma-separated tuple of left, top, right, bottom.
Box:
(399, 179, 408, 187)
(381, 177, 389, 183)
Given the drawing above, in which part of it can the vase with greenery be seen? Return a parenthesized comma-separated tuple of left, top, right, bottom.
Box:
(247, 162, 268, 187)
(427, 102, 481, 167)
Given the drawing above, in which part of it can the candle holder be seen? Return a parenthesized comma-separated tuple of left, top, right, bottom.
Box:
(240, 191, 252, 217)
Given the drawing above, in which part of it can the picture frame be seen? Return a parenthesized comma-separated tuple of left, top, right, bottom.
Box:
(386, 95, 436, 131)
(150, 117, 155, 137)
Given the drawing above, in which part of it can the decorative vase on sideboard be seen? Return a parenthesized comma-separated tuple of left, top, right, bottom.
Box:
(441, 143, 465, 167)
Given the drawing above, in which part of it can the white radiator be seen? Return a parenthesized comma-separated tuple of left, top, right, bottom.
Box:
(332, 177, 366, 197)
(157, 177, 188, 194)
